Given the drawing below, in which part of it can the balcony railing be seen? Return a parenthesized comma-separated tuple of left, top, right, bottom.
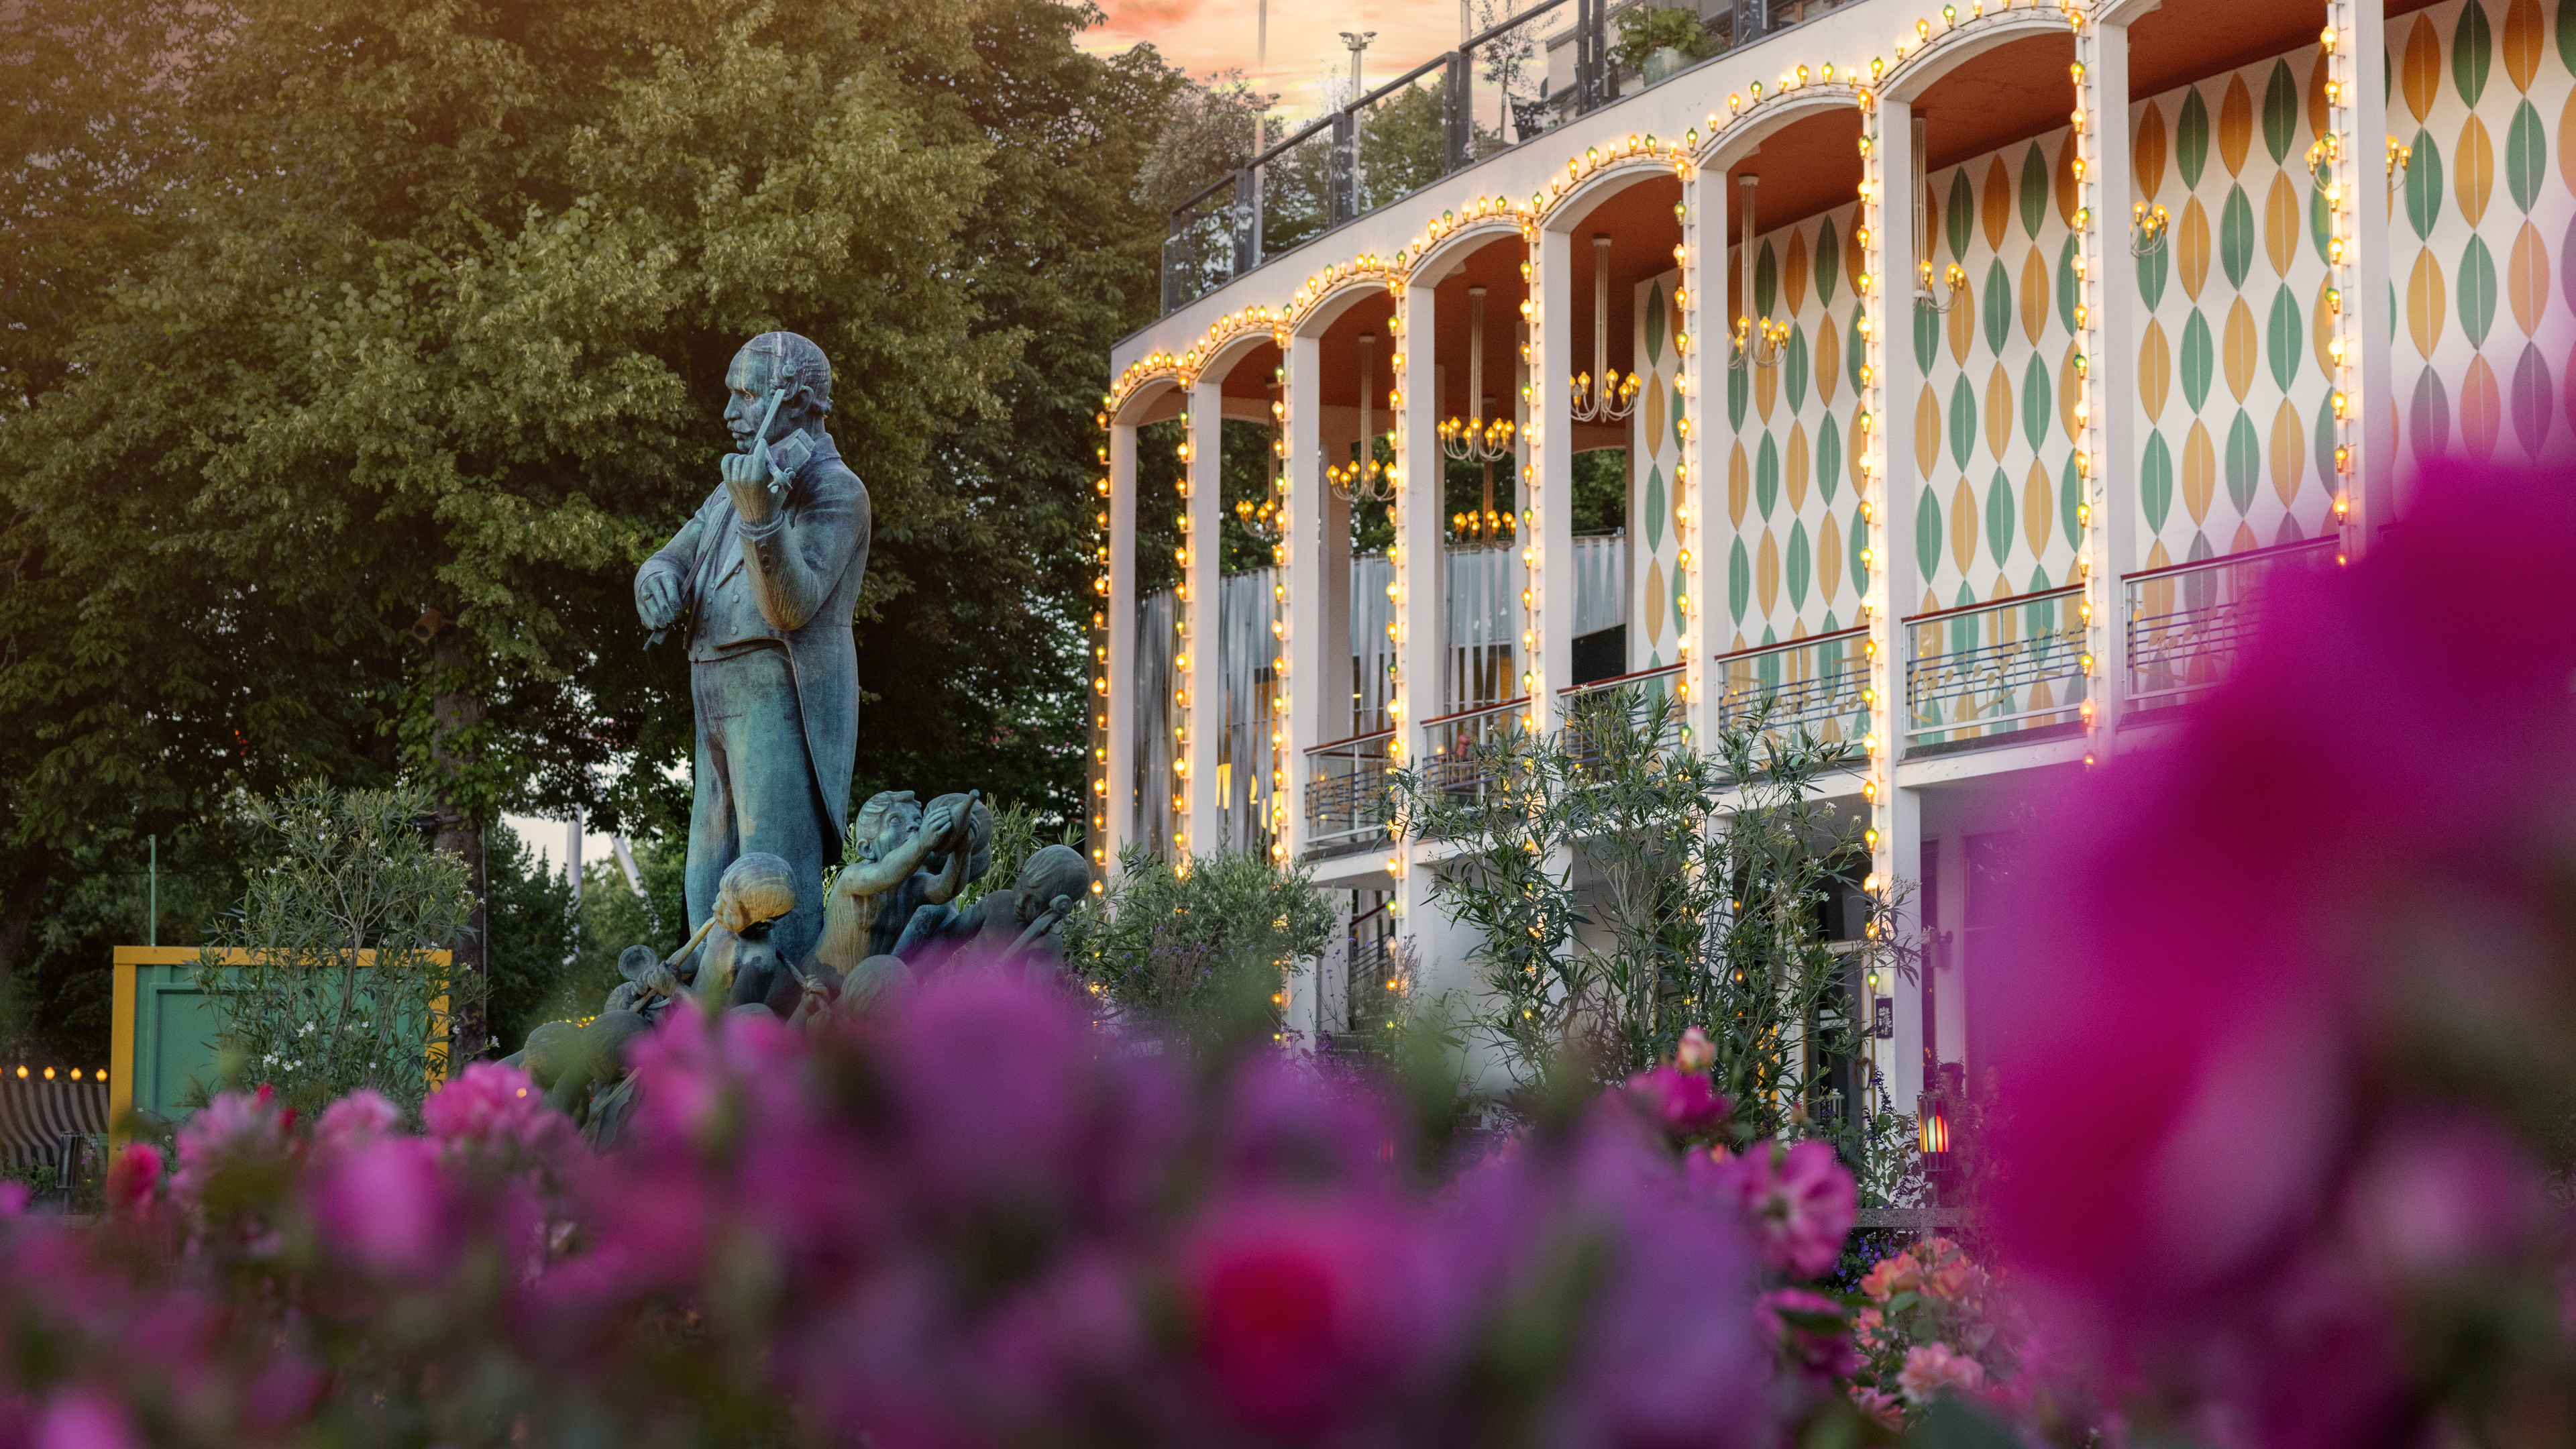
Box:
(1559, 662, 1686, 761)
(1904, 586, 2088, 748)
(1303, 727, 1397, 846)
(1424, 697, 1532, 798)
(1713, 627, 1869, 746)
(2125, 537, 2339, 710)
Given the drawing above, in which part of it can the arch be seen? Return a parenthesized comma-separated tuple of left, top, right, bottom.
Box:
(1111, 374, 1183, 427)
(1197, 327, 1283, 384)
(2090, 0, 2163, 30)
(1540, 154, 1690, 236)
(1696, 87, 1868, 173)
(1292, 276, 1397, 339)
(1411, 215, 1527, 280)
(1880, 9, 2081, 105)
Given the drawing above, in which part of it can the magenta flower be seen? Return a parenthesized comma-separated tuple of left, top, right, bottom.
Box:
(1756, 1287, 1858, 1383)
(103, 1144, 161, 1215)
(423, 1061, 576, 1162)
(315, 1090, 400, 1152)
(1690, 1139, 1856, 1278)
(32, 1391, 142, 1449)
(1184, 1199, 1425, 1435)
(1622, 1065, 1729, 1138)
(303, 1136, 447, 1278)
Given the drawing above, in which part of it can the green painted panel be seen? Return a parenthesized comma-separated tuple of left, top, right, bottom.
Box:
(1947, 376, 1977, 472)
(1817, 215, 1841, 304)
(2021, 353, 2053, 451)
(1786, 325, 1810, 412)
(2143, 430, 2174, 533)
(2019, 143, 2049, 239)
(2267, 287, 2303, 392)
(1646, 281, 1667, 363)
(2225, 409, 2261, 515)
(1756, 433, 1781, 519)
(2220, 185, 2255, 289)
(1850, 511, 1872, 594)
(2460, 233, 2499, 345)
(1982, 258, 2012, 356)
(2262, 60, 2301, 164)
(2059, 453, 2085, 550)
(1946, 168, 1974, 261)
(2456, 0, 2493, 108)
(2181, 308, 2216, 412)
(2178, 88, 2212, 189)
(1787, 519, 1811, 610)
(1985, 467, 2015, 568)
(1917, 485, 1943, 578)
(2405, 129, 2446, 240)
(2506, 99, 2546, 214)
(1819, 412, 1842, 504)
(1728, 537, 1751, 623)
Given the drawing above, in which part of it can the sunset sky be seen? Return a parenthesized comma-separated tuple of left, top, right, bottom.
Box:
(1077, 0, 1515, 120)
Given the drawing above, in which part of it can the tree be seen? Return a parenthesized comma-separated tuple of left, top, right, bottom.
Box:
(197, 782, 474, 1118)
(1389, 689, 1920, 1195)
(0, 0, 1201, 1055)
(1064, 847, 1334, 1056)
(480, 823, 577, 1059)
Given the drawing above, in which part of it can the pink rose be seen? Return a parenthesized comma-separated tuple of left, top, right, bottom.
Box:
(303, 1136, 447, 1277)
(103, 1144, 162, 1214)
(1755, 1287, 1858, 1382)
(1623, 1065, 1729, 1138)
(1693, 1139, 1856, 1278)
(315, 1091, 400, 1152)
(1896, 1340, 1986, 1404)
(1849, 1385, 1905, 1430)
(1675, 1026, 1716, 1073)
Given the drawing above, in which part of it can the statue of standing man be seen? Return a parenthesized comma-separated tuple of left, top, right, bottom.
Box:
(634, 333, 869, 967)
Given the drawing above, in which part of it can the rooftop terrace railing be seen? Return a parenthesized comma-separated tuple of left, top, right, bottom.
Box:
(1712, 627, 1870, 748)
(1159, 0, 1858, 313)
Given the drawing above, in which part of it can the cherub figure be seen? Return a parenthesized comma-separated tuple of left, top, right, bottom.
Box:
(811, 790, 982, 975)
(892, 843, 1089, 977)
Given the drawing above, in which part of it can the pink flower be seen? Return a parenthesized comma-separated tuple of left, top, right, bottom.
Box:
(303, 1136, 447, 1277)
(103, 1144, 161, 1214)
(1185, 1201, 1421, 1435)
(170, 1087, 292, 1209)
(1985, 460, 2576, 1348)
(315, 1091, 400, 1152)
(1755, 1287, 1858, 1382)
(34, 1391, 142, 1449)
(1623, 1065, 1729, 1138)
(1849, 1385, 1905, 1430)
(1675, 1026, 1716, 1072)
(1691, 1138, 1856, 1277)
(423, 1062, 574, 1161)
(2345, 1112, 2550, 1285)
(1896, 1340, 1986, 1404)
(0, 1179, 28, 1216)
(1851, 1305, 1888, 1352)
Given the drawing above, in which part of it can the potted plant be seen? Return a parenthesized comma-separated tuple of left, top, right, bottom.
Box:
(1613, 4, 1717, 84)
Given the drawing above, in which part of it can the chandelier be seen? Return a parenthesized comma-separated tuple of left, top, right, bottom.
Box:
(1731, 174, 1790, 369)
(1328, 331, 1396, 505)
(1570, 235, 1640, 421)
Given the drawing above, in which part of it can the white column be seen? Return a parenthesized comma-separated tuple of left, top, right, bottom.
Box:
(1868, 93, 1927, 1116)
(1681, 159, 1723, 746)
(1103, 420, 1138, 879)
(1185, 380, 1224, 859)
(1394, 277, 1444, 930)
(1283, 332, 1325, 863)
(1533, 227, 1576, 727)
(2080, 23, 2137, 750)
(2335, 0, 2394, 542)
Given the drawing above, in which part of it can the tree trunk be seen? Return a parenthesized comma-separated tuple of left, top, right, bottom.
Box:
(429, 633, 489, 1061)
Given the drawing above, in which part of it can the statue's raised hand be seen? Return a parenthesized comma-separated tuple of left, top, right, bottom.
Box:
(919, 798, 960, 843)
(722, 447, 782, 526)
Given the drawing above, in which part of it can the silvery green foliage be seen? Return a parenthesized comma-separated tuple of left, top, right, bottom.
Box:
(1391, 688, 1921, 1195)
(197, 783, 473, 1118)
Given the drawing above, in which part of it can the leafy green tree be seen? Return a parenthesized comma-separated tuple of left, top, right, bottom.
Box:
(1389, 689, 1920, 1195)
(1064, 847, 1334, 1056)
(481, 824, 577, 1057)
(0, 0, 1201, 1051)
(197, 783, 474, 1119)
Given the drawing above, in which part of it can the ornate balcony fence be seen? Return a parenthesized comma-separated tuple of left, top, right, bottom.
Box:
(1304, 727, 1398, 847)
(1903, 586, 2088, 748)
(2125, 537, 2339, 710)
(1712, 626, 1869, 748)
(1559, 662, 1686, 763)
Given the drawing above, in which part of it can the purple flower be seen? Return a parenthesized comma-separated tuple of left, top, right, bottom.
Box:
(423, 1062, 576, 1162)
(1691, 1140, 1856, 1278)
(33, 1391, 142, 1449)
(103, 1144, 162, 1215)
(315, 1090, 400, 1152)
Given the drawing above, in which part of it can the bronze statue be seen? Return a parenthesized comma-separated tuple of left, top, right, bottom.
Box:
(635, 332, 870, 968)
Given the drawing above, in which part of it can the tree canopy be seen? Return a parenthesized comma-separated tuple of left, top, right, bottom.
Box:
(0, 0, 1203, 1056)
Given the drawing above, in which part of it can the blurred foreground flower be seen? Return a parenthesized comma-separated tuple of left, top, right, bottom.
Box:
(1984, 460, 2576, 1445)
(0, 968, 1829, 1448)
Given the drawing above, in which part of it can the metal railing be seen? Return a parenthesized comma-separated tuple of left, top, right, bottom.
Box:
(1155, 0, 1868, 312)
(1304, 727, 1399, 845)
(2125, 536, 2337, 708)
(1559, 661, 1687, 761)
(1424, 697, 1532, 798)
(1713, 627, 1869, 745)
(1903, 586, 2088, 747)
